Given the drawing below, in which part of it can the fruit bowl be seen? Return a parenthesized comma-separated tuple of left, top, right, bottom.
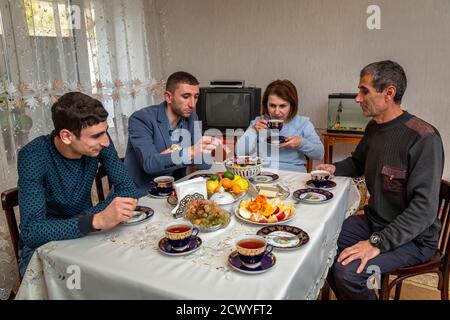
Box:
(224, 156, 263, 178)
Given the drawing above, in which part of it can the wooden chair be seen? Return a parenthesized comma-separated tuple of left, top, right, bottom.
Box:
(1, 187, 20, 299)
(1, 188, 20, 264)
(379, 179, 450, 300)
(94, 157, 125, 202)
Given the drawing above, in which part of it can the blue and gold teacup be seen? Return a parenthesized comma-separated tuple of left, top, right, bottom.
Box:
(235, 234, 273, 268)
(310, 170, 331, 188)
(154, 176, 174, 196)
(165, 221, 199, 251)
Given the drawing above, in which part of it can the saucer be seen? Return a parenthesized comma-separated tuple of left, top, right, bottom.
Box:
(305, 179, 337, 190)
(292, 188, 334, 204)
(158, 236, 202, 256)
(148, 187, 171, 199)
(249, 172, 279, 184)
(228, 251, 276, 274)
(120, 206, 154, 226)
(257, 225, 310, 250)
(266, 136, 286, 145)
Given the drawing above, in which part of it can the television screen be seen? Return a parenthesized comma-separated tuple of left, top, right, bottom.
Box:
(204, 92, 251, 128)
(196, 87, 261, 133)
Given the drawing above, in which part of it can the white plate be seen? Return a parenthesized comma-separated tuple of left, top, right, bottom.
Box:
(234, 207, 296, 226)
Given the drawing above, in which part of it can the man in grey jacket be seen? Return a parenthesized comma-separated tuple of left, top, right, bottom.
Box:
(124, 71, 223, 196)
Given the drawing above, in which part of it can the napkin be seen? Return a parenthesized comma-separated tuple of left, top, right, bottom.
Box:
(171, 177, 208, 215)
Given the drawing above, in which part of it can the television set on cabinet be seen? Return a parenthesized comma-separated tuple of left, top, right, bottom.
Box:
(196, 87, 262, 133)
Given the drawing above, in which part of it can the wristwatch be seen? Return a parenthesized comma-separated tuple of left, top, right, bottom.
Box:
(170, 144, 182, 152)
(369, 232, 382, 248)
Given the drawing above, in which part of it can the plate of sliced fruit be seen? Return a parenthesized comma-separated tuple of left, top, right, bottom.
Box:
(235, 195, 296, 225)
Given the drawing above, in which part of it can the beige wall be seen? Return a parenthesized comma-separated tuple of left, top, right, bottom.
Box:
(155, 0, 450, 179)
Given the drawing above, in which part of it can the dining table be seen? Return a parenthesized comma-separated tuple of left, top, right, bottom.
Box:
(15, 166, 360, 300)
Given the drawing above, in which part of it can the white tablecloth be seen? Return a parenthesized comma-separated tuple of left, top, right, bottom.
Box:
(15, 168, 358, 300)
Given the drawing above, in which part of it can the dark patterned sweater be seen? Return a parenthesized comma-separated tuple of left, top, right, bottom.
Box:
(17, 134, 138, 250)
(334, 111, 444, 252)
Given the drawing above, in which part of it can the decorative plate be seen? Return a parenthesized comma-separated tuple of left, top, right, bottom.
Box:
(305, 179, 337, 190)
(292, 188, 334, 204)
(120, 206, 154, 226)
(174, 193, 205, 218)
(158, 236, 202, 256)
(228, 251, 276, 274)
(256, 225, 310, 250)
(249, 172, 280, 184)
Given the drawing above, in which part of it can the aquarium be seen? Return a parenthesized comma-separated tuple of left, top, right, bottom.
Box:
(327, 93, 370, 134)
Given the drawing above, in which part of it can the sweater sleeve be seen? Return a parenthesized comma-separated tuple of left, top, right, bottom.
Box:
(333, 125, 372, 177)
(378, 133, 444, 252)
(18, 146, 85, 249)
(236, 119, 258, 156)
(297, 120, 324, 160)
(83, 138, 140, 217)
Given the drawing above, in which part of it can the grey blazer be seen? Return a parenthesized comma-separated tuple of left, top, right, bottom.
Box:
(124, 101, 211, 196)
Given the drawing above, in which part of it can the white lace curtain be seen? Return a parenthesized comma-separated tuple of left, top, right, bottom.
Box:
(0, 0, 164, 299)
(0, 0, 165, 189)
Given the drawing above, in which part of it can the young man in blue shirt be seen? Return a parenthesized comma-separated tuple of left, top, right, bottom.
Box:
(17, 92, 139, 276)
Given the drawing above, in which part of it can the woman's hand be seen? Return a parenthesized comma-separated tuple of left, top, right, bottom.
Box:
(280, 136, 302, 148)
(254, 119, 268, 132)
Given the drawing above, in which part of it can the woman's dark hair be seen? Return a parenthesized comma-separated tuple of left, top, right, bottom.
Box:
(261, 79, 299, 121)
(51, 92, 108, 138)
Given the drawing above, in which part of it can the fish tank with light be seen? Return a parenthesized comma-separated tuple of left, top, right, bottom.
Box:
(327, 93, 370, 134)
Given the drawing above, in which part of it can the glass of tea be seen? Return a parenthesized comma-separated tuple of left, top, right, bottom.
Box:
(235, 234, 273, 268)
(165, 221, 199, 250)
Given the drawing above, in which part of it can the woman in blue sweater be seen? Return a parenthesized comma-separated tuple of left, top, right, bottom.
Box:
(236, 80, 324, 172)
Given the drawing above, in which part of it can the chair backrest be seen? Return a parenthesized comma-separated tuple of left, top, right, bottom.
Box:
(438, 180, 450, 264)
(94, 157, 125, 202)
(1, 188, 19, 263)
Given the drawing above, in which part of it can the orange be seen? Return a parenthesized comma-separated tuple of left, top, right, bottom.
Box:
(231, 184, 242, 195)
(222, 178, 233, 190)
(214, 180, 223, 193)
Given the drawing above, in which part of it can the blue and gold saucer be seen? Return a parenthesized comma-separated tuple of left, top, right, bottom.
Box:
(158, 236, 202, 256)
(305, 179, 337, 190)
(227, 250, 276, 274)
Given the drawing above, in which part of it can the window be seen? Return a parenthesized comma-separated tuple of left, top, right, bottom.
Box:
(24, 0, 71, 37)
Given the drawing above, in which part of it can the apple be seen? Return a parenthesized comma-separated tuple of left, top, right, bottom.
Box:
(276, 211, 286, 221)
(259, 216, 268, 223)
(239, 208, 251, 219)
(271, 207, 280, 215)
(268, 215, 278, 223)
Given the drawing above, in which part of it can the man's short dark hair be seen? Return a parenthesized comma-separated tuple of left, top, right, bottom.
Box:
(165, 71, 199, 93)
(360, 60, 407, 104)
(52, 92, 108, 138)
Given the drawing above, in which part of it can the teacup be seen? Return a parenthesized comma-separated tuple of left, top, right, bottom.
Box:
(154, 176, 175, 196)
(165, 221, 199, 251)
(310, 170, 331, 188)
(235, 234, 273, 268)
(268, 119, 284, 131)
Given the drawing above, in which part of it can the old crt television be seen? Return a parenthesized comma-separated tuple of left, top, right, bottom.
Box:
(196, 87, 261, 133)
